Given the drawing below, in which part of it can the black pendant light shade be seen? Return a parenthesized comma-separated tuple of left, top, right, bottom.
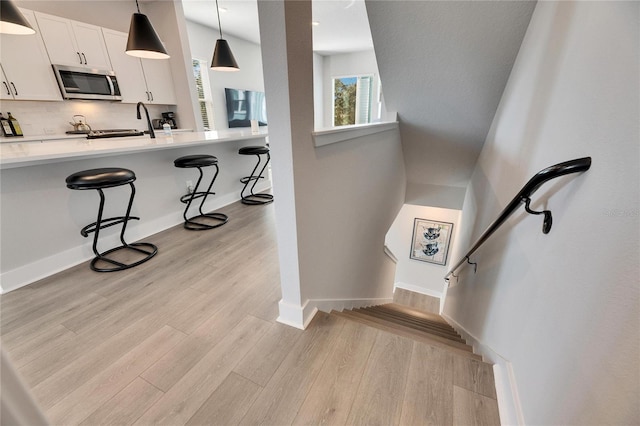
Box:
(0, 0, 36, 35)
(211, 39, 239, 71)
(210, 0, 239, 71)
(126, 12, 169, 59)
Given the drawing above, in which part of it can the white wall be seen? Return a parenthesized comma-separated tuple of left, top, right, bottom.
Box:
(386, 204, 462, 299)
(366, 0, 535, 190)
(444, 2, 639, 424)
(185, 20, 265, 131)
(319, 49, 385, 129)
(258, 0, 406, 328)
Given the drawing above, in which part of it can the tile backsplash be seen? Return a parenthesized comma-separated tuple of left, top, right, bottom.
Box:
(0, 100, 174, 136)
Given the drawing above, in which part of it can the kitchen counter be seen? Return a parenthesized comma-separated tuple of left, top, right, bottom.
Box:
(0, 127, 271, 293)
(0, 129, 268, 169)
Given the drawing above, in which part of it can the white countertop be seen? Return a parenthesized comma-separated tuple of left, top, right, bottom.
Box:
(0, 129, 268, 169)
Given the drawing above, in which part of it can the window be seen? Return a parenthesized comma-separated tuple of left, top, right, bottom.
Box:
(333, 75, 373, 127)
(192, 59, 214, 130)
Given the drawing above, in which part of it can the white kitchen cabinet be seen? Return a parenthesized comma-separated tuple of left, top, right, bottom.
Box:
(102, 29, 176, 105)
(102, 29, 148, 103)
(0, 9, 61, 101)
(141, 58, 177, 105)
(35, 12, 111, 70)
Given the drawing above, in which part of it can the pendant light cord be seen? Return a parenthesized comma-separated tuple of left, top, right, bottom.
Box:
(135, 0, 141, 13)
(215, 0, 223, 39)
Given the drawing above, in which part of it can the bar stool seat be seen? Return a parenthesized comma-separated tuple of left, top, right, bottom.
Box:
(66, 168, 135, 189)
(174, 154, 228, 231)
(238, 145, 273, 205)
(66, 167, 157, 272)
(239, 146, 270, 155)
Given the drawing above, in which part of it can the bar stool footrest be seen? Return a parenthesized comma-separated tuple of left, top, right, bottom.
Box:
(90, 242, 158, 272)
(184, 213, 229, 231)
(240, 176, 264, 184)
(179, 191, 215, 204)
(241, 193, 274, 205)
(80, 216, 140, 237)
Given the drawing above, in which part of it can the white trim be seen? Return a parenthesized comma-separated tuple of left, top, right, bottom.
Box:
(383, 244, 398, 264)
(442, 313, 525, 426)
(312, 121, 398, 147)
(310, 297, 393, 314)
(0, 183, 270, 294)
(393, 282, 443, 299)
(276, 299, 318, 330)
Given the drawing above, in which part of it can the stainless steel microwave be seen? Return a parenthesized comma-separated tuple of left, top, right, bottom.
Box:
(52, 65, 122, 101)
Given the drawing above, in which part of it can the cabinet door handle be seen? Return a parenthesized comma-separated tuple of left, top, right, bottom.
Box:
(81, 53, 87, 65)
(77, 52, 82, 64)
(145, 91, 150, 101)
(149, 91, 154, 101)
(2, 82, 10, 96)
(10, 82, 18, 96)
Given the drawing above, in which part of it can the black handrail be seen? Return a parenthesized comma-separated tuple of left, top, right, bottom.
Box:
(444, 157, 591, 281)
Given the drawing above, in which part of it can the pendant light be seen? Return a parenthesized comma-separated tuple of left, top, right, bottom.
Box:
(210, 0, 239, 71)
(0, 0, 36, 35)
(126, 0, 169, 59)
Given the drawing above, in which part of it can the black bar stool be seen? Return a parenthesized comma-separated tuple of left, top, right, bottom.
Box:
(238, 145, 273, 205)
(174, 154, 229, 230)
(65, 168, 158, 272)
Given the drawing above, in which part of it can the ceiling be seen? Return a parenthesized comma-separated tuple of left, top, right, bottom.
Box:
(366, 0, 536, 191)
(181, 0, 373, 55)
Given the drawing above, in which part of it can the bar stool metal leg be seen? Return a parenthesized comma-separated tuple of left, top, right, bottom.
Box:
(83, 183, 157, 272)
(179, 164, 229, 231)
(240, 152, 273, 205)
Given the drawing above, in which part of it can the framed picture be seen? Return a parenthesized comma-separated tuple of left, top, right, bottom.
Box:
(410, 218, 454, 265)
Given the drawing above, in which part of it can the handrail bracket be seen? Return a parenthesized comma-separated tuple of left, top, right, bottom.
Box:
(465, 256, 478, 273)
(522, 196, 553, 234)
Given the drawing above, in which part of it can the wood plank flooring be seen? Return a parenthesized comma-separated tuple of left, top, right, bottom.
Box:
(1, 200, 499, 425)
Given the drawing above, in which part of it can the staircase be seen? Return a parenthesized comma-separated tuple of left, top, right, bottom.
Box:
(328, 290, 500, 422)
(332, 303, 482, 361)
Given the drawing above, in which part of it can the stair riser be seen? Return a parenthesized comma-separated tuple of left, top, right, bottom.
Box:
(331, 311, 482, 361)
(354, 309, 465, 342)
(366, 307, 461, 336)
(340, 310, 473, 352)
(372, 306, 456, 331)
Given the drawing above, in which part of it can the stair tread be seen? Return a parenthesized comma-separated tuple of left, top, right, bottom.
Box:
(332, 310, 482, 361)
(366, 306, 460, 334)
(353, 308, 464, 341)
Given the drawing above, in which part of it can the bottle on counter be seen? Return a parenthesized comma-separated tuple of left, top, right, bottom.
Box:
(162, 122, 172, 136)
(0, 113, 14, 137)
(7, 112, 23, 136)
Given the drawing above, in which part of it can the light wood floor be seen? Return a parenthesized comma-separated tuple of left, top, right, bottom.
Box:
(0, 200, 499, 425)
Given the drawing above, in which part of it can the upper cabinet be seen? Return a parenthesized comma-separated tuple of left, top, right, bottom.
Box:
(0, 9, 61, 101)
(35, 12, 111, 70)
(103, 29, 176, 105)
(140, 57, 177, 105)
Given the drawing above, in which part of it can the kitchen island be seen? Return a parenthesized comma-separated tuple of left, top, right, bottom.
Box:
(0, 130, 271, 293)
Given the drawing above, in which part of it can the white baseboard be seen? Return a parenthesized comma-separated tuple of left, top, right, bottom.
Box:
(442, 313, 524, 426)
(276, 299, 317, 330)
(394, 282, 443, 299)
(0, 185, 270, 294)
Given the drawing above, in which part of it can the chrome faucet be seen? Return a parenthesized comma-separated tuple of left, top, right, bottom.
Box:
(136, 102, 155, 139)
